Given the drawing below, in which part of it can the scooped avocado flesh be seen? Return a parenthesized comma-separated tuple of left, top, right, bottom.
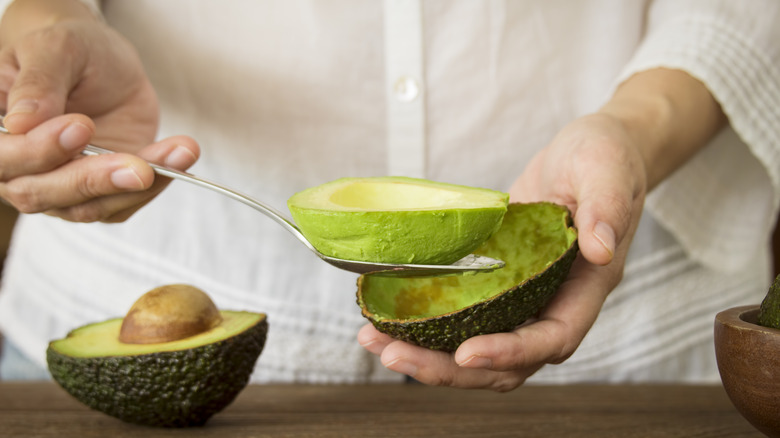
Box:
(287, 177, 509, 265)
(47, 286, 268, 429)
(357, 202, 578, 351)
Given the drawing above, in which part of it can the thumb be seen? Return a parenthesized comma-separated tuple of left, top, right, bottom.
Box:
(573, 180, 640, 267)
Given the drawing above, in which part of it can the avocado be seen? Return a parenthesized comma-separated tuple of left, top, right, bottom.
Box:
(46, 284, 268, 427)
(758, 274, 780, 329)
(287, 176, 509, 265)
(357, 202, 578, 352)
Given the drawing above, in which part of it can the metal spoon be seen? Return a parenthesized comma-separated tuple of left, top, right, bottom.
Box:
(0, 121, 504, 276)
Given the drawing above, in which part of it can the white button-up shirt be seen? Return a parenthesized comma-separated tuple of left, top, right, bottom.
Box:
(1, 0, 778, 383)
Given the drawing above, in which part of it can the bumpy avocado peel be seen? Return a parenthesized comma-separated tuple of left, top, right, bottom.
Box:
(758, 274, 780, 329)
(357, 202, 578, 352)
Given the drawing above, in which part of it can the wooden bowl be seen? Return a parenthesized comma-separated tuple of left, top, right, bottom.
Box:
(714, 305, 780, 438)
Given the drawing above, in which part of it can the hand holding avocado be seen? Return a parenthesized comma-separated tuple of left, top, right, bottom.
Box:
(359, 68, 724, 390)
(358, 112, 645, 390)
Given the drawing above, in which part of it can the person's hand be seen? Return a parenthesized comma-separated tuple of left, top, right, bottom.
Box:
(358, 112, 647, 391)
(358, 68, 725, 391)
(0, 8, 199, 222)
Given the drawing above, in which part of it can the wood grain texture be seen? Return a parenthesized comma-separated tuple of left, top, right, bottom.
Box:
(0, 382, 762, 437)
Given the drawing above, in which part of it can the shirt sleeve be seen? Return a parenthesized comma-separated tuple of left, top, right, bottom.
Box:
(615, 0, 780, 272)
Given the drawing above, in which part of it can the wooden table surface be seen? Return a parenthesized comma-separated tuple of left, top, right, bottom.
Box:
(0, 382, 762, 437)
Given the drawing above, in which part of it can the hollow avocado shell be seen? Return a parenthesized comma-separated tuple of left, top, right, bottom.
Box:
(357, 202, 578, 352)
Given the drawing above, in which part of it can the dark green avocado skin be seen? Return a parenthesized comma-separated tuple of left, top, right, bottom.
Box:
(46, 318, 268, 428)
(365, 242, 578, 352)
(758, 274, 780, 329)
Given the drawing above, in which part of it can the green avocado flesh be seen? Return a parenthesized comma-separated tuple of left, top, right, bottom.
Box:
(47, 311, 267, 428)
(357, 202, 578, 351)
(287, 176, 509, 265)
(758, 274, 780, 329)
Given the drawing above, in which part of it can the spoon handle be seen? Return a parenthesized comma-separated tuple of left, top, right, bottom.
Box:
(79, 144, 313, 249)
(0, 119, 301, 240)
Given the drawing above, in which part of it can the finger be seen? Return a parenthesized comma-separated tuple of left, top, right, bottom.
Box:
(454, 322, 571, 373)
(359, 324, 495, 386)
(455, 256, 612, 372)
(379, 340, 526, 392)
(0, 114, 95, 181)
(3, 29, 86, 133)
(136, 135, 200, 170)
(571, 147, 642, 266)
(93, 137, 200, 222)
(1, 152, 153, 217)
(357, 323, 397, 356)
(44, 136, 200, 223)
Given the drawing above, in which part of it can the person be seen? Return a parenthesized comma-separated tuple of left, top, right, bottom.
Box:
(0, 0, 778, 389)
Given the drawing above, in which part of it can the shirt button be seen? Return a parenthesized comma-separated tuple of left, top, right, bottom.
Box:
(393, 76, 420, 102)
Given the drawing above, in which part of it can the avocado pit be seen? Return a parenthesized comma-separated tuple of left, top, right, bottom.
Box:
(119, 284, 223, 344)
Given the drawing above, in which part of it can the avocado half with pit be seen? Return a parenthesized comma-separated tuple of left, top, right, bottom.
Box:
(357, 202, 578, 351)
(287, 176, 509, 265)
(46, 284, 268, 428)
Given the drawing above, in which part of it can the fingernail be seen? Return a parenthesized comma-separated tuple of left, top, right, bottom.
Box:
(593, 221, 615, 258)
(59, 122, 92, 152)
(458, 355, 492, 369)
(7, 99, 38, 117)
(164, 145, 197, 169)
(358, 338, 375, 348)
(111, 167, 145, 190)
(385, 358, 418, 377)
